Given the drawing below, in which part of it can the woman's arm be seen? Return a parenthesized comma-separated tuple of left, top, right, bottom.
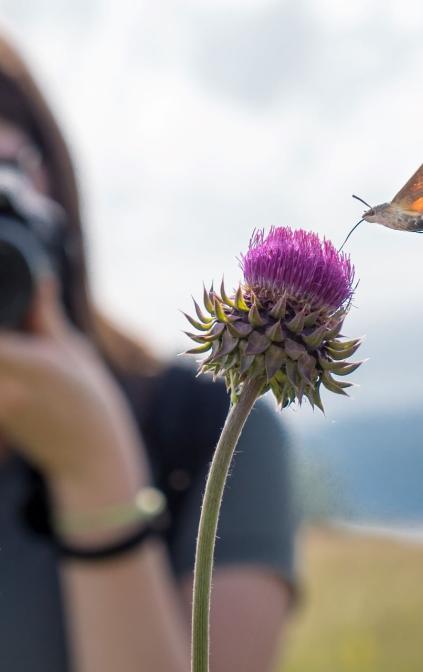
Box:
(62, 528, 190, 672)
(181, 567, 291, 672)
(0, 279, 190, 672)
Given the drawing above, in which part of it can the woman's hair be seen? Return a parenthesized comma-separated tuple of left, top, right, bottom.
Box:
(0, 32, 160, 375)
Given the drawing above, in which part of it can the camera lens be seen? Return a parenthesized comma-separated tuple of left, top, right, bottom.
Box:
(0, 217, 48, 328)
(0, 238, 33, 327)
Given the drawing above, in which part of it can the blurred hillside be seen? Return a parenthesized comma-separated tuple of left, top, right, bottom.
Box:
(295, 407, 423, 522)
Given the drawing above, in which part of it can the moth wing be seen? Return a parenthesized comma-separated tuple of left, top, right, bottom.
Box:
(391, 163, 423, 212)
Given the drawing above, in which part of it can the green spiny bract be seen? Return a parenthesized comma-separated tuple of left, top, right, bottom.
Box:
(184, 280, 362, 410)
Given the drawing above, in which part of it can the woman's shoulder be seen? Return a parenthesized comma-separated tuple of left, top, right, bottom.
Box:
(155, 363, 230, 442)
(158, 362, 228, 406)
(123, 361, 290, 467)
(120, 361, 229, 425)
(117, 363, 229, 490)
(154, 364, 291, 459)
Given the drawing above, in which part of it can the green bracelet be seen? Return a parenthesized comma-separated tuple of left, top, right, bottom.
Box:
(52, 486, 166, 535)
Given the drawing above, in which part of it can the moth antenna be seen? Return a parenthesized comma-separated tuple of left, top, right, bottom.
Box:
(352, 194, 372, 209)
(339, 220, 364, 252)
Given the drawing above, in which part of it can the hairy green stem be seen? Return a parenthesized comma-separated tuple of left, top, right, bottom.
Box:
(191, 376, 265, 672)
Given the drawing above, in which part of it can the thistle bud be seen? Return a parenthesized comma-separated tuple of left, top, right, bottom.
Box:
(185, 227, 362, 410)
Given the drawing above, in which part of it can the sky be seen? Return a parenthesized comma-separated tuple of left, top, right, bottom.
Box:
(1, 0, 423, 433)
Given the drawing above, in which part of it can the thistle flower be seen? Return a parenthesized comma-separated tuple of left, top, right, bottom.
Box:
(186, 226, 363, 672)
(185, 226, 361, 411)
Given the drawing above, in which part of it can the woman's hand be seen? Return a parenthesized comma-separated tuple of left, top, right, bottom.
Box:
(0, 278, 148, 517)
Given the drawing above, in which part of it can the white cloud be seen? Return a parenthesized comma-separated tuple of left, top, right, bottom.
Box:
(1, 1, 423, 419)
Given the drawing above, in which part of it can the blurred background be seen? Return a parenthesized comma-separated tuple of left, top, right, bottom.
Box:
(2, 1, 422, 670)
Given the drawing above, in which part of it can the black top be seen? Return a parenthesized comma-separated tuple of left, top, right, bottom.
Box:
(0, 363, 297, 672)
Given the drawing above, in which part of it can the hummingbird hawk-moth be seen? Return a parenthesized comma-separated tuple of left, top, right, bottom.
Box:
(340, 163, 423, 250)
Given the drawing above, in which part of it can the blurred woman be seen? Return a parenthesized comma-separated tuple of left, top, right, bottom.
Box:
(0, 32, 297, 672)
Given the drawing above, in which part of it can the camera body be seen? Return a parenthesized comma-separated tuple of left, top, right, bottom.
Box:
(0, 163, 70, 328)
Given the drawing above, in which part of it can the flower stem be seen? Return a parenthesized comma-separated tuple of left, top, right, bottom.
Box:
(191, 376, 265, 672)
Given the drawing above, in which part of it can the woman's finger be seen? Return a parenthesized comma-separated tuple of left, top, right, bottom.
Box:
(0, 330, 50, 374)
(0, 278, 69, 372)
(25, 275, 69, 339)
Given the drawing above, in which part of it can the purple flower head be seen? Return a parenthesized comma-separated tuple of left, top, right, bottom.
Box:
(185, 226, 361, 411)
(241, 227, 355, 311)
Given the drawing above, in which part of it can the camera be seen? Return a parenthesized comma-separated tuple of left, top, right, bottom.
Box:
(0, 162, 70, 328)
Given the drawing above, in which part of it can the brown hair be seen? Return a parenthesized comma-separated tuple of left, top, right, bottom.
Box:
(0, 32, 160, 376)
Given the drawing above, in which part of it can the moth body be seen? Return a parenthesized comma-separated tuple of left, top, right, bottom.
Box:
(363, 202, 423, 232)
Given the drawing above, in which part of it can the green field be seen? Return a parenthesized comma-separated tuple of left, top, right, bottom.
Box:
(281, 527, 423, 672)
